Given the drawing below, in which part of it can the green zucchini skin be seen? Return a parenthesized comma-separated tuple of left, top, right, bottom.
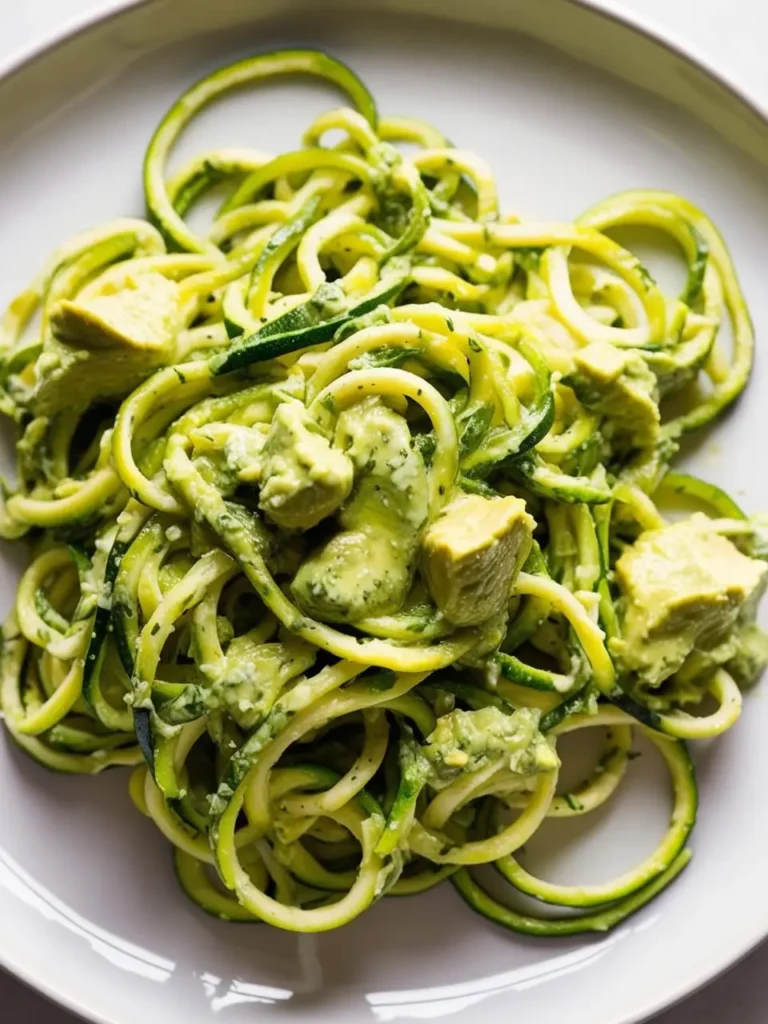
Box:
(462, 342, 554, 480)
(82, 510, 148, 726)
(452, 849, 692, 937)
(658, 471, 746, 520)
(606, 688, 663, 732)
(211, 275, 409, 375)
(508, 454, 612, 505)
(495, 652, 570, 693)
(46, 721, 135, 754)
(494, 732, 697, 908)
(133, 707, 155, 770)
(539, 687, 593, 733)
(5, 734, 142, 775)
(173, 849, 262, 923)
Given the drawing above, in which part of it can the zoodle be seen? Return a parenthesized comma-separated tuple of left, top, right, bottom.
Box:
(1, 49, 766, 937)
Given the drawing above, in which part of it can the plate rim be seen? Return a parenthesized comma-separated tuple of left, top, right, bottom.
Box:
(0, 1, 766, 1021)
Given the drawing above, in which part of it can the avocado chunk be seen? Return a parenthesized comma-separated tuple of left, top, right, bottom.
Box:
(292, 397, 429, 622)
(423, 705, 558, 786)
(611, 514, 767, 688)
(291, 529, 412, 622)
(565, 341, 659, 448)
(35, 272, 180, 414)
(422, 494, 534, 626)
(209, 635, 316, 730)
(334, 397, 430, 532)
(258, 400, 353, 531)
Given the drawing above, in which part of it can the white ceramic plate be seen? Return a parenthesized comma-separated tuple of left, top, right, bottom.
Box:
(2, 2, 768, 1022)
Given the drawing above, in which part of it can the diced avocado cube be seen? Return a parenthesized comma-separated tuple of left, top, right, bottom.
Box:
(334, 396, 429, 531)
(50, 272, 180, 350)
(423, 705, 558, 785)
(567, 341, 659, 448)
(421, 494, 534, 626)
(292, 528, 414, 623)
(35, 272, 180, 413)
(210, 636, 316, 730)
(611, 514, 767, 687)
(258, 400, 353, 531)
(291, 398, 429, 622)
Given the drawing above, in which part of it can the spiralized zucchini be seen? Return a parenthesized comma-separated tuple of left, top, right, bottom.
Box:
(1, 49, 766, 937)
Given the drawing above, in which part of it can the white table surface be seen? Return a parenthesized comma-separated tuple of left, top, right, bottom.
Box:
(1, 0, 767, 1020)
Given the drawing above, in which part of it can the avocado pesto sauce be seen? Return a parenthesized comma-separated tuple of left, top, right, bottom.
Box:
(1, 50, 767, 937)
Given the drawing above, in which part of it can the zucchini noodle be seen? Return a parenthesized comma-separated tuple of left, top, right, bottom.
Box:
(1, 48, 766, 938)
